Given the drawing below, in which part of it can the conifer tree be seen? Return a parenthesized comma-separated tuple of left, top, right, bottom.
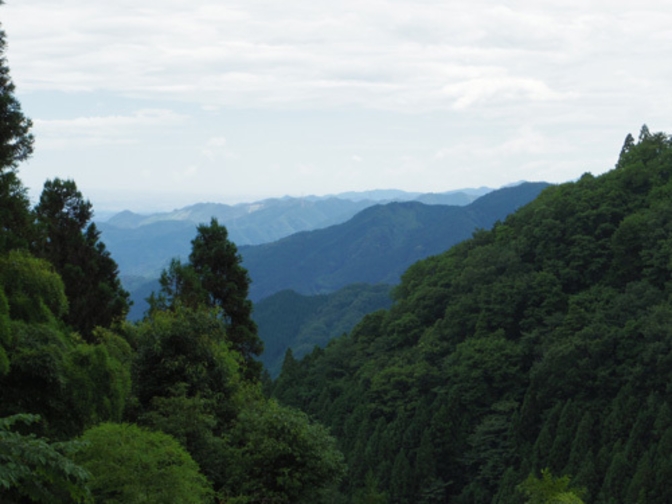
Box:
(0, 6, 34, 252)
(518, 469, 585, 504)
(153, 218, 263, 379)
(34, 178, 129, 338)
(353, 470, 387, 504)
(390, 449, 412, 503)
(566, 411, 594, 475)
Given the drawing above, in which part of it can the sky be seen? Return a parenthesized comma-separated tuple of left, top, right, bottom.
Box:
(3, 0, 672, 212)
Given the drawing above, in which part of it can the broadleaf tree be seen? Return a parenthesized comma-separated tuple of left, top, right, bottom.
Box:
(0, 413, 91, 503)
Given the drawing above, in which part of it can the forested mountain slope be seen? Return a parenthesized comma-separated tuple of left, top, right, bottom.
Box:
(242, 182, 548, 301)
(253, 284, 393, 378)
(273, 128, 672, 503)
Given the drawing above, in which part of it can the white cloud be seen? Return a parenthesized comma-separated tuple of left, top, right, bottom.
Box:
(33, 109, 188, 148)
(6, 0, 671, 113)
(207, 137, 227, 147)
(443, 76, 571, 110)
(172, 165, 198, 182)
(4, 0, 672, 203)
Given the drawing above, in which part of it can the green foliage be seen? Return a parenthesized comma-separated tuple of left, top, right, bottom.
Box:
(225, 398, 346, 503)
(0, 413, 91, 503)
(34, 178, 129, 338)
(130, 304, 348, 500)
(75, 422, 213, 504)
(0, 252, 131, 438)
(137, 388, 230, 490)
(353, 470, 387, 504)
(0, 17, 34, 253)
(0, 21, 33, 172)
(67, 342, 130, 426)
(131, 306, 242, 425)
(151, 218, 262, 379)
(273, 130, 672, 502)
(0, 170, 32, 252)
(130, 305, 247, 491)
(518, 469, 585, 504)
(254, 284, 393, 377)
(0, 305, 18, 370)
(1, 320, 131, 439)
(0, 250, 68, 324)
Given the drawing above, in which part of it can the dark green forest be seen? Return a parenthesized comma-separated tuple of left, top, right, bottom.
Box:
(273, 126, 672, 503)
(254, 284, 394, 378)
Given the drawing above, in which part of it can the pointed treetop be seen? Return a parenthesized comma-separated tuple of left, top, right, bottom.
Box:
(0, 17, 33, 172)
(639, 124, 651, 142)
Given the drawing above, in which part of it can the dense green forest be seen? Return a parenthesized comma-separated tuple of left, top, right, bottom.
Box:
(254, 284, 394, 377)
(0, 17, 344, 503)
(273, 125, 672, 503)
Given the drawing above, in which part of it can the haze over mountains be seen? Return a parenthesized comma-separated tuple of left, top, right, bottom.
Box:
(115, 183, 549, 322)
(242, 182, 550, 301)
(98, 187, 491, 279)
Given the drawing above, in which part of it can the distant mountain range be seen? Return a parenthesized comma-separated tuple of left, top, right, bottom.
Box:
(99, 188, 489, 279)
(241, 182, 550, 301)
(122, 182, 550, 319)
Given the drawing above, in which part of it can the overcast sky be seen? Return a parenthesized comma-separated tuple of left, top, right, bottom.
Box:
(3, 0, 672, 211)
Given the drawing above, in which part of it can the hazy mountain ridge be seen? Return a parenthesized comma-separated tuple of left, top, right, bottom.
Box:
(101, 188, 489, 229)
(241, 182, 550, 302)
(99, 187, 494, 279)
(124, 183, 548, 316)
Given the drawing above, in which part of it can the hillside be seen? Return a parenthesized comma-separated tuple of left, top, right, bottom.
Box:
(272, 129, 672, 503)
(241, 182, 549, 301)
(253, 284, 393, 378)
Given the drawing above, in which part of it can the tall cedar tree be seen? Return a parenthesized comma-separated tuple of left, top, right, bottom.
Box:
(0, 6, 34, 253)
(154, 218, 263, 379)
(34, 178, 129, 339)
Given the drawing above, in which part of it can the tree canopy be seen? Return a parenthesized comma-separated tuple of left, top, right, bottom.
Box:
(34, 178, 129, 339)
(75, 422, 213, 504)
(151, 218, 263, 379)
(273, 128, 672, 503)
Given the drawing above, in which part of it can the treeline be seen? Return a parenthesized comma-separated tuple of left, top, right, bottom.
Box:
(0, 18, 343, 504)
(273, 127, 672, 503)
